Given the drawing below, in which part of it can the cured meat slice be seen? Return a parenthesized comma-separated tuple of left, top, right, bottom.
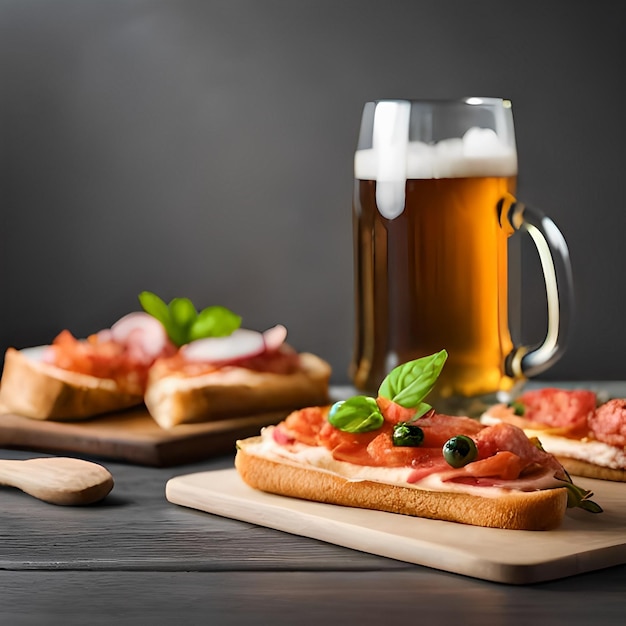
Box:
(588, 399, 626, 447)
(517, 388, 597, 435)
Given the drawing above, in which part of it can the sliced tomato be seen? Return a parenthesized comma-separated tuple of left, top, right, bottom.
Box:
(274, 402, 565, 483)
(51, 331, 125, 377)
(365, 429, 444, 467)
(49, 329, 164, 394)
(278, 407, 483, 468)
(376, 397, 419, 424)
(317, 420, 380, 464)
(281, 406, 329, 446)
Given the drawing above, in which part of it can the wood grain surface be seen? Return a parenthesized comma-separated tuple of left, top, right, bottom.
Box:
(1, 568, 626, 626)
(0, 407, 287, 466)
(1, 447, 625, 625)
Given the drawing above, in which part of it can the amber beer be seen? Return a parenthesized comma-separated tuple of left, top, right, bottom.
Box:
(351, 99, 573, 409)
(351, 172, 519, 402)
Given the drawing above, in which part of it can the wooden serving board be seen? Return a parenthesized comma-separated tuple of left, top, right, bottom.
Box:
(166, 468, 626, 584)
(0, 408, 285, 467)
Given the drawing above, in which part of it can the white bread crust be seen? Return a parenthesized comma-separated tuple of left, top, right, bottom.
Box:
(556, 457, 626, 482)
(235, 436, 569, 531)
(0, 347, 143, 420)
(1, 347, 331, 427)
(144, 353, 331, 428)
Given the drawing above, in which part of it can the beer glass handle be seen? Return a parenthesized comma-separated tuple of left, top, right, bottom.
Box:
(503, 202, 574, 379)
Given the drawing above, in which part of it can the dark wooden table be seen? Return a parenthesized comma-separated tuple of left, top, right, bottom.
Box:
(2, 384, 626, 625)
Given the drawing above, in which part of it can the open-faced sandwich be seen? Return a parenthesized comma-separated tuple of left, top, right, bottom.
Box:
(0, 292, 331, 428)
(235, 351, 601, 530)
(481, 388, 626, 482)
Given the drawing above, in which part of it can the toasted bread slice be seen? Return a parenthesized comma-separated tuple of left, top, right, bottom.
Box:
(481, 405, 626, 482)
(144, 353, 331, 429)
(555, 457, 626, 482)
(0, 347, 143, 420)
(235, 436, 569, 531)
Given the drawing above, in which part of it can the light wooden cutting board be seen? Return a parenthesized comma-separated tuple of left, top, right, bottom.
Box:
(166, 468, 626, 584)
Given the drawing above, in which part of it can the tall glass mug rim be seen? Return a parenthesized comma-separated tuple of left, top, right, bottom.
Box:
(355, 98, 517, 171)
(365, 96, 510, 105)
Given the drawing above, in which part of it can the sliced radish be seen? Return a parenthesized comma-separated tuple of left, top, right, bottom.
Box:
(182, 329, 266, 363)
(110, 312, 170, 359)
(263, 324, 287, 352)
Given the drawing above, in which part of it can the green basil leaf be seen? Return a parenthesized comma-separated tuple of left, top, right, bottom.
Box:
(378, 350, 448, 409)
(138, 291, 170, 327)
(139, 292, 241, 347)
(413, 402, 433, 420)
(327, 396, 383, 433)
(139, 291, 181, 345)
(189, 306, 242, 341)
(169, 297, 197, 328)
(168, 297, 198, 346)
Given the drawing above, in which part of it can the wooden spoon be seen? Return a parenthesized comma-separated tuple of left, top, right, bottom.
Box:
(0, 457, 114, 505)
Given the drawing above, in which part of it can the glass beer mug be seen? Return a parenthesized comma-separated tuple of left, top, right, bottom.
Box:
(350, 98, 573, 414)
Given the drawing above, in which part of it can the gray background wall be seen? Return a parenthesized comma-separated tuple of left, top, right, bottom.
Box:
(0, 0, 624, 385)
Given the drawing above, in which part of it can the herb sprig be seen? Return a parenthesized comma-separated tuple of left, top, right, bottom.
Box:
(558, 478, 603, 513)
(139, 291, 241, 347)
(531, 438, 603, 513)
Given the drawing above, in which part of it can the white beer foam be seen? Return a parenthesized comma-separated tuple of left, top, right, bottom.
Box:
(355, 127, 518, 181)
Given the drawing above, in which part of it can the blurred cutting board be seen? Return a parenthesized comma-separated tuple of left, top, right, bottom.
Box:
(0, 407, 284, 467)
(166, 468, 626, 584)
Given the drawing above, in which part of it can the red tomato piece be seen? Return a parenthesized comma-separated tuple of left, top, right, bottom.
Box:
(281, 406, 328, 446)
(365, 429, 443, 467)
(50, 330, 147, 394)
(274, 402, 565, 485)
(376, 397, 419, 424)
(317, 420, 381, 464)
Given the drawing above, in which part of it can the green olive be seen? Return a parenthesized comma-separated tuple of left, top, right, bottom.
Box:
(392, 422, 424, 447)
(442, 435, 478, 468)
